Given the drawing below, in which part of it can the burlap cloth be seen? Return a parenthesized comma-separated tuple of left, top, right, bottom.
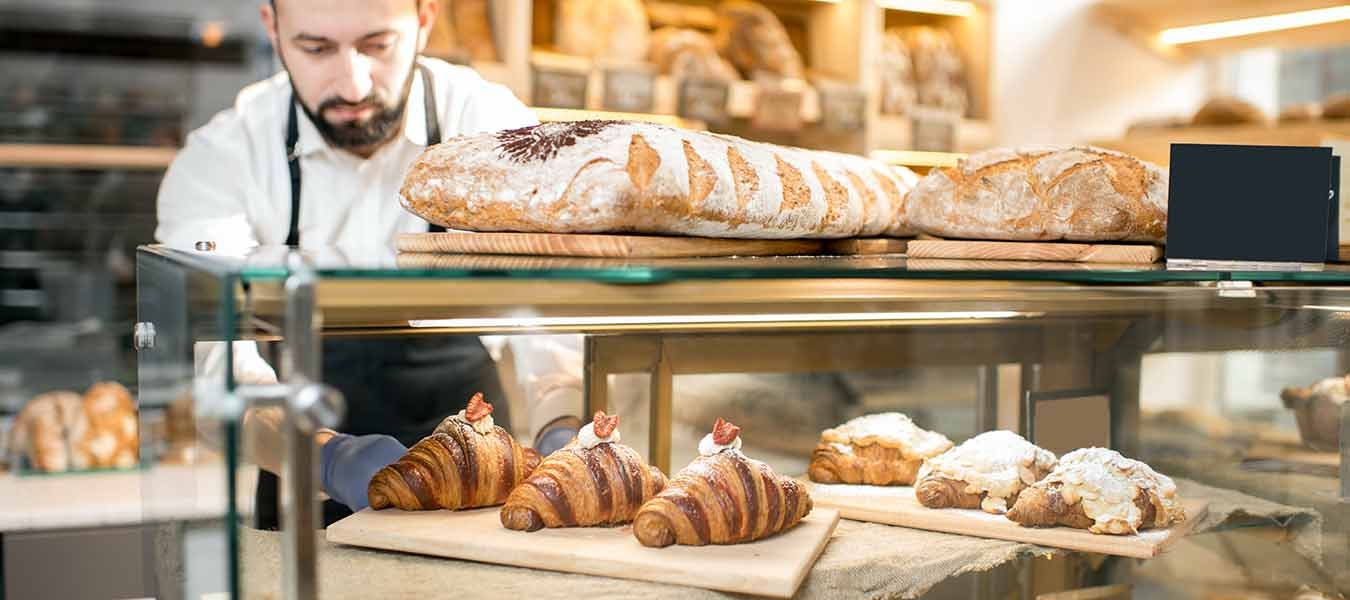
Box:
(239, 478, 1321, 599)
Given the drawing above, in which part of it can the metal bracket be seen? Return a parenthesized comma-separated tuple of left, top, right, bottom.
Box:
(133, 322, 156, 350)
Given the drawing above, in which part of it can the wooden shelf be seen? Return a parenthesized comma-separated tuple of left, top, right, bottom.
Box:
(1090, 121, 1350, 166)
(868, 149, 965, 170)
(1094, 0, 1350, 58)
(532, 107, 704, 130)
(0, 144, 177, 170)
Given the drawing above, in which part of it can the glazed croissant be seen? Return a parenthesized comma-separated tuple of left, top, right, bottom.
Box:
(368, 394, 541, 511)
(1005, 448, 1185, 535)
(501, 411, 666, 531)
(633, 418, 812, 547)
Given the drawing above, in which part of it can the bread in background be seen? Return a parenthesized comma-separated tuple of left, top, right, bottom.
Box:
(1191, 97, 1268, 127)
(879, 30, 917, 116)
(714, 1, 804, 80)
(1278, 103, 1322, 123)
(1322, 92, 1350, 120)
(7, 382, 138, 473)
(895, 26, 967, 115)
(556, 0, 651, 64)
(649, 27, 740, 81)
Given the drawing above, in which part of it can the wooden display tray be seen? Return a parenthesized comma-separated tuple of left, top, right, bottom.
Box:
(806, 482, 1206, 559)
(397, 232, 910, 258)
(327, 506, 840, 598)
(907, 239, 1163, 264)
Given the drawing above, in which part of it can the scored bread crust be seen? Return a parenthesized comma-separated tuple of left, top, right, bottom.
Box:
(906, 145, 1168, 243)
(399, 120, 919, 240)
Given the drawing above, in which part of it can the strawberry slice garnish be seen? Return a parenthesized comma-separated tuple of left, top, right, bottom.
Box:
(712, 417, 740, 445)
(592, 411, 620, 438)
(464, 392, 493, 422)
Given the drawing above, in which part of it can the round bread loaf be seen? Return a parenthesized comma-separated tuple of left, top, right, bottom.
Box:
(1191, 97, 1268, 126)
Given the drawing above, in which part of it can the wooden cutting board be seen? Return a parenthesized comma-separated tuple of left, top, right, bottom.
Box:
(397, 232, 823, 258)
(907, 240, 1163, 264)
(822, 238, 909, 256)
(327, 506, 840, 598)
(806, 483, 1206, 559)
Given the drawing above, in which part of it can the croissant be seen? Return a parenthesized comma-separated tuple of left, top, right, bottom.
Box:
(368, 394, 541, 511)
(633, 418, 811, 547)
(808, 413, 952, 486)
(501, 411, 666, 531)
(1005, 448, 1186, 535)
(915, 430, 1057, 514)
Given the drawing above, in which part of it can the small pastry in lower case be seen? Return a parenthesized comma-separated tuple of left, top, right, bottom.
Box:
(915, 430, 1057, 514)
(367, 393, 541, 511)
(501, 411, 666, 531)
(9, 391, 85, 472)
(633, 418, 811, 547)
(808, 413, 953, 486)
(1006, 447, 1185, 535)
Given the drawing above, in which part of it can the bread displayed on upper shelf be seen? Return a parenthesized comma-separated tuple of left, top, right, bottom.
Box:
(401, 120, 921, 239)
(7, 382, 139, 473)
(1191, 97, 1268, 127)
(368, 394, 541, 511)
(1278, 103, 1322, 123)
(894, 26, 968, 115)
(906, 146, 1169, 243)
(501, 411, 666, 531)
(808, 412, 953, 486)
(714, 1, 804, 80)
(878, 30, 916, 116)
(1280, 374, 1347, 452)
(1005, 447, 1185, 535)
(915, 430, 1058, 514)
(633, 418, 812, 547)
(425, 0, 498, 63)
(556, 0, 651, 63)
(1322, 92, 1350, 120)
(650, 27, 740, 82)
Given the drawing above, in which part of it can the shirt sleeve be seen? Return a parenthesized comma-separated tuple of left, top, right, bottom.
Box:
(456, 79, 539, 136)
(155, 114, 261, 254)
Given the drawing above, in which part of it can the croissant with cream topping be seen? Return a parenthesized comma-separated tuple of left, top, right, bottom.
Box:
(501, 411, 666, 531)
(368, 394, 541, 511)
(633, 418, 812, 547)
(1005, 448, 1185, 535)
(809, 413, 953, 486)
(915, 430, 1057, 514)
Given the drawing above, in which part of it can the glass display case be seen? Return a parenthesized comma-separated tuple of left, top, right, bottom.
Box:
(135, 243, 1350, 599)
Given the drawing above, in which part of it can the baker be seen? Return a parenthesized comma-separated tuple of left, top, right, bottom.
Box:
(155, 0, 581, 528)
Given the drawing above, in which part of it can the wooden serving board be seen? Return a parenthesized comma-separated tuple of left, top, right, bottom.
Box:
(805, 483, 1206, 559)
(397, 231, 823, 258)
(822, 238, 909, 256)
(907, 240, 1163, 264)
(327, 506, 840, 598)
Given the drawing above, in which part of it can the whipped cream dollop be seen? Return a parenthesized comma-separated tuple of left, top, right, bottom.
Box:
(576, 421, 621, 449)
(698, 433, 742, 456)
(455, 410, 496, 435)
(822, 412, 953, 459)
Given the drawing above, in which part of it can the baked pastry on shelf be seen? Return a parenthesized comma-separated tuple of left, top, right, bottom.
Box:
(808, 412, 953, 486)
(633, 418, 811, 547)
(1005, 447, 1185, 535)
(368, 394, 541, 511)
(1280, 374, 1347, 451)
(8, 382, 139, 473)
(501, 411, 666, 531)
(915, 430, 1057, 514)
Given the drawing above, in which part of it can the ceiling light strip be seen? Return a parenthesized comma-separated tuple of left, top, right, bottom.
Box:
(1158, 6, 1350, 45)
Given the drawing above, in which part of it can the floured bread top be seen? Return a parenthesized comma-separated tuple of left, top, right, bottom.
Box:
(1039, 447, 1183, 534)
(1308, 375, 1350, 405)
(917, 430, 1057, 513)
(820, 413, 952, 459)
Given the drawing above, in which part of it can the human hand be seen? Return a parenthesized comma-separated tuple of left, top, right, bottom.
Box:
(319, 433, 407, 512)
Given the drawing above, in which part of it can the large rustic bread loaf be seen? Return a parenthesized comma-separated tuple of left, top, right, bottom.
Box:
(400, 120, 919, 239)
(907, 146, 1168, 243)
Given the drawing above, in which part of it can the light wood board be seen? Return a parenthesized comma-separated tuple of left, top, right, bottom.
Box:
(806, 482, 1206, 559)
(822, 238, 909, 256)
(397, 232, 823, 258)
(326, 506, 840, 598)
(907, 240, 1163, 264)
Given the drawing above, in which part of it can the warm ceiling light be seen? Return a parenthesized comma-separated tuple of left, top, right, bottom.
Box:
(1158, 6, 1350, 45)
(877, 0, 976, 17)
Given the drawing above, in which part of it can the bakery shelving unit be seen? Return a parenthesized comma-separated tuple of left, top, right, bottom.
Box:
(135, 240, 1350, 599)
(459, 0, 992, 162)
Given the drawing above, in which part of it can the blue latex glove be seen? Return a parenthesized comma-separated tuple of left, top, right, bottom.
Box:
(320, 433, 407, 512)
(536, 425, 578, 456)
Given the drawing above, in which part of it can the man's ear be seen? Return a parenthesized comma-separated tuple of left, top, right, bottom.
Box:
(260, 2, 280, 54)
(415, 0, 438, 52)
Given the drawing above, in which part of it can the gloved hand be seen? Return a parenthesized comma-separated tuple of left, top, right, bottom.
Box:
(319, 433, 407, 512)
(536, 424, 579, 456)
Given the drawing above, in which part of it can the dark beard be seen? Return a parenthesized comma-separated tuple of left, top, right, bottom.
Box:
(288, 60, 417, 151)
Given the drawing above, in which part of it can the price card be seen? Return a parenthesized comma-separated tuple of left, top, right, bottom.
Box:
(602, 66, 656, 114)
(752, 85, 804, 132)
(532, 65, 589, 110)
(820, 88, 867, 133)
(910, 106, 958, 153)
(677, 78, 730, 125)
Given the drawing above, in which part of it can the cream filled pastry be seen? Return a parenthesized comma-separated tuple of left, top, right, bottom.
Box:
(809, 412, 953, 486)
(1006, 447, 1185, 535)
(915, 430, 1057, 514)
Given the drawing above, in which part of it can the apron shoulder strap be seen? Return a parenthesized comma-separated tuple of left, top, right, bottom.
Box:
(416, 62, 446, 233)
(285, 97, 302, 247)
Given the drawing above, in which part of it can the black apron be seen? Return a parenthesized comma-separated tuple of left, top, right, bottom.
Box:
(256, 63, 510, 530)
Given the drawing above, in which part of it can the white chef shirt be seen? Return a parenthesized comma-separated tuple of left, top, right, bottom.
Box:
(155, 56, 537, 256)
